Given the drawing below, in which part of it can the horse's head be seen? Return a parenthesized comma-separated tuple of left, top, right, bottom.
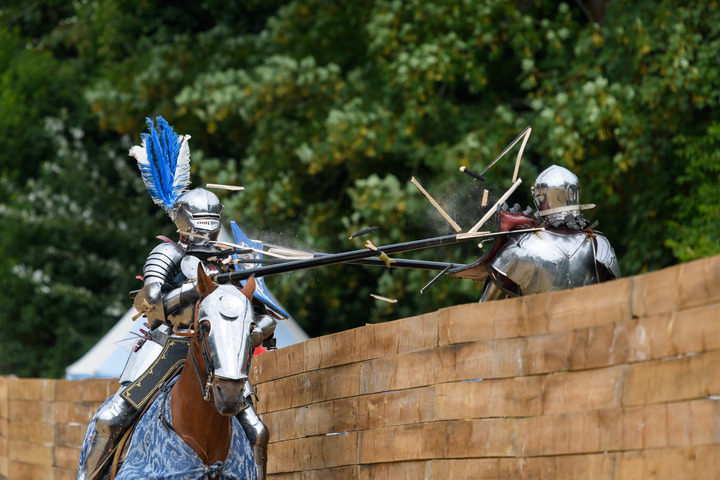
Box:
(192, 266, 259, 416)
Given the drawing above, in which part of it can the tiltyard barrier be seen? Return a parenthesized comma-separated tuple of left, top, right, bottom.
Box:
(2, 255, 719, 479)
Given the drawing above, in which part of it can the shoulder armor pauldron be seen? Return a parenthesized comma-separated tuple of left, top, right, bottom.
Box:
(143, 242, 185, 285)
(593, 234, 621, 279)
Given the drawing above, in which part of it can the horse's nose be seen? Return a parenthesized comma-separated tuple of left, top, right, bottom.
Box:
(214, 382, 241, 401)
(213, 379, 247, 415)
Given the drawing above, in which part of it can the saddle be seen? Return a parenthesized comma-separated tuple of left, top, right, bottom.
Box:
(120, 337, 191, 410)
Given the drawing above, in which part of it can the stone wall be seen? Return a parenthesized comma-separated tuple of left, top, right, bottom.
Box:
(1, 255, 719, 479)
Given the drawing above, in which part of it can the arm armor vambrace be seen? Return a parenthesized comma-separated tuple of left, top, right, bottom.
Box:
(133, 281, 200, 328)
(162, 282, 200, 318)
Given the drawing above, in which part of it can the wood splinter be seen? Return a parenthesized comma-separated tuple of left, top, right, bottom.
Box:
(365, 241, 395, 268)
(420, 264, 451, 294)
(206, 183, 245, 191)
(411, 177, 462, 232)
(378, 252, 396, 269)
(370, 294, 398, 304)
(349, 226, 380, 239)
(468, 178, 523, 233)
(178, 230, 210, 241)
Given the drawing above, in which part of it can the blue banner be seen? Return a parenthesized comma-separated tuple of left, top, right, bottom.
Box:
(230, 221, 289, 319)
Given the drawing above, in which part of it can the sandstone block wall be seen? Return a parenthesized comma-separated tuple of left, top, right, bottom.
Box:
(1, 255, 719, 479)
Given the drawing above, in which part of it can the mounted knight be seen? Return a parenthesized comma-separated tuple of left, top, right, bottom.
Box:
(78, 117, 276, 480)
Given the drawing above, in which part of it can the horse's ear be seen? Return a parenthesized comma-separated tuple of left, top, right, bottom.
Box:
(241, 275, 256, 301)
(196, 264, 217, 298)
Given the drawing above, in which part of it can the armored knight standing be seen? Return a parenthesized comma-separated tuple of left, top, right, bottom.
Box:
(78, 118, 274, 480)
(479, 164, 620, 301)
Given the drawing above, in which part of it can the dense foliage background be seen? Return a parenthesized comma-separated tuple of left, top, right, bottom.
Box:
(1, 0, 718, 377)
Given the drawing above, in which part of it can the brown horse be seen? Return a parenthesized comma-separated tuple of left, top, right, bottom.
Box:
(101, 267, 260, 480)
(170, 269, 256, 467)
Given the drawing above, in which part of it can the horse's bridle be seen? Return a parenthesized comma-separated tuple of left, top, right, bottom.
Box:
(174, 301, 215, 401)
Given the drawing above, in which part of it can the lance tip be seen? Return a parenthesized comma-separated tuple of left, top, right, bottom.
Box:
(460, 166, 486, 182)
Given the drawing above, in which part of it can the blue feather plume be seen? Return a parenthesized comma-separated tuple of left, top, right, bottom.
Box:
(130, 116, 191, 214)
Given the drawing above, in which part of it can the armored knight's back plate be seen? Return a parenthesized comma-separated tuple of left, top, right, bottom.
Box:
(489, 230, 599, 295)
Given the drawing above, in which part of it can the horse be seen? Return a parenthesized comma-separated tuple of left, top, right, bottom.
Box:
(78, 267, 260, 480)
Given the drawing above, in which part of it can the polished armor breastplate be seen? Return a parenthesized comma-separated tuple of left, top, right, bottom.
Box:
(489, 230, 599, 295)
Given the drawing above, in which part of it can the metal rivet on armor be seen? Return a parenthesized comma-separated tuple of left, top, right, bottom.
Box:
(218, 294, 244, 320)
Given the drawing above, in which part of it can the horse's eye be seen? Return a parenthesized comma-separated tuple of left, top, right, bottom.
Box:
(200, 321, 211, 334)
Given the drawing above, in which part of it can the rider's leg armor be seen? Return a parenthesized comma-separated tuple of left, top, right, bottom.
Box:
(77, 391, 138, 480)
(237, 382, 268, 480)
(78, 325, 173, 479)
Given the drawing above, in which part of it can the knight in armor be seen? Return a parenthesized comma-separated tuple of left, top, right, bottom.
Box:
(479, 164, 620, 302)
(78, 118, 273, 480)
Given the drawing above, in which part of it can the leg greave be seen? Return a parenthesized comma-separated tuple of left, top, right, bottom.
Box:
(78, 392, 139, 480)
(237, 402, 268, 480)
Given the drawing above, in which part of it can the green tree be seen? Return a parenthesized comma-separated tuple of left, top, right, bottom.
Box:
(1, 0, 719, 376)
(0, 24, 163, 377)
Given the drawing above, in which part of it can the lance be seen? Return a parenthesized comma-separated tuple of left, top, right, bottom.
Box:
(232, 254, 463, 271)
(214, 238, 462, 272)
(212, 229, 542, 284)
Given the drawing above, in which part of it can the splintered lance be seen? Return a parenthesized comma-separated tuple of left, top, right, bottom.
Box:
(212, 232, 490, 284)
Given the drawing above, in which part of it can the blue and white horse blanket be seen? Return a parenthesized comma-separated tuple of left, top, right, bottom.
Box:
(79, 386, 257, 480)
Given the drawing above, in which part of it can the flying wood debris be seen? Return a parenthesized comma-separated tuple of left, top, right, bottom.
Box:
(378, 251, 396, 268)
(410, 176, 462, 232)
(206, 183, 245, 191)
(420, 264, 452, 294)
(363, 240, 395, 267)
(178, 230, 210, 241)
(370, 294, 398, 303)
(468, 179, 523, 233)
(459, 166, 487, 182)
(475, 126, 532, 183)
(349, 226, 380, 239)
(266, 246, 313, 259)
